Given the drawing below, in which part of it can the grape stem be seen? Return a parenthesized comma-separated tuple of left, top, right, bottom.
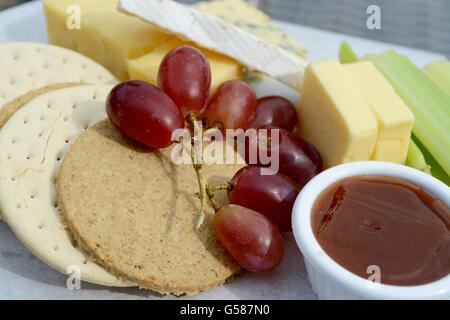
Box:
(206, 189, 220, 213)
(187, 112, 208, 230)
(186, 113, 232, 228)
(174, 136, 207, 228)
(206, 184, 230, 193)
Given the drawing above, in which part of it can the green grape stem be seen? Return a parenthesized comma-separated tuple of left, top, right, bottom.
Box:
(186, 113, 234, 228)
(186, 112, 207, 230)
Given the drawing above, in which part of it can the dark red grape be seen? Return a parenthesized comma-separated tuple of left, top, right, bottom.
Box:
(106, 80, 184, 149)
(244, 127, 323, 187)
(213, 204, 284, 272)
(158, 45, 211, 117)
(202, 80, 257, 130)
(251, 96, 297, 131)
(228, 166, 299, 231)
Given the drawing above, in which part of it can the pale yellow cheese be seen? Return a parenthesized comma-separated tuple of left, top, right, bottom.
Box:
(44, 0, 111, 50)
(128, 39, 242, 94)
(43, 0, 245, 82)
(345, 61, 415, 163)
(43, 0, 171, 80)
(81, 8, 172, 80)
(298, 60, 379, 168)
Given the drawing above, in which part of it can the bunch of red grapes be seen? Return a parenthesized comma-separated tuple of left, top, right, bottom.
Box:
(106, 46, 322, 273)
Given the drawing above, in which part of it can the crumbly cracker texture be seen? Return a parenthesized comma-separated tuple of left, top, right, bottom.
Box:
(57, 120, 244, 295)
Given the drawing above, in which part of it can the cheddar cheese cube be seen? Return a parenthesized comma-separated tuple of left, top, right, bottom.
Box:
(345, 61, 415, 163)
(298, 60, 379, 168)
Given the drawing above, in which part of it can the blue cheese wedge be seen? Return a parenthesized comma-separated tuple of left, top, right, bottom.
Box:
(118, 0, 307, 90)
(195, 0, 307, 58)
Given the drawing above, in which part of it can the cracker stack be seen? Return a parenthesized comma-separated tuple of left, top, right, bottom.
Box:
(0, 42, 243, 294)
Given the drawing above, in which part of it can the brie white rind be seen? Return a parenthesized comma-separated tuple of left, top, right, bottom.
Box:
(118, 0, 307, 90)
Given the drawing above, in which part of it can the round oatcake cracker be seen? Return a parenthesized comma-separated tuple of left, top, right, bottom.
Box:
(0, 85, 134, 287)
(57, 120, 244, 295)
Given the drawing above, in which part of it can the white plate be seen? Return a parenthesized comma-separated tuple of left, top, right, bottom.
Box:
(0, 0, 445, 300)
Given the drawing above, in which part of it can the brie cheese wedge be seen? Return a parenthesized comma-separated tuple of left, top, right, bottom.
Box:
(118, 0, 307, 90)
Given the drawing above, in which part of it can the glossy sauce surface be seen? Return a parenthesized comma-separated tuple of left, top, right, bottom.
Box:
(312, 175, 450, 286)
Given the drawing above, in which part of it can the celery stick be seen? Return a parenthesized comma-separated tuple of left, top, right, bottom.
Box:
(405, 139, 431, 174)
(423, 60, 450, 97)
(393, 53, 450, 116)
(412, 136, 450, 186)
(370, 51, 450, 117)
(364, 51, 450, 176)
(339, 42, 358, 64)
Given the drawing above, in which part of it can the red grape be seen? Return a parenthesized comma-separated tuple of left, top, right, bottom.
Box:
(202, 80, 257, 130)
(158, 45, 211, 117)
(228, 166, 299, 232)
(244, 127, 323, 187)
(251, 96, 297, 131)
(213, 204, 284, 272)
(106, 80, 184, 149)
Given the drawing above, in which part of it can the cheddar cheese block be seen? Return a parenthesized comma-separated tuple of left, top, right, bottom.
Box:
(128, 39, 242, 94)
(44, 0, 111, 50)
(44, 0, 300, 85)
(345, 61, 415, 163)
(43, 0, 171, 80)
(43, 0, 246, 82)
(298, 60, 379, 168)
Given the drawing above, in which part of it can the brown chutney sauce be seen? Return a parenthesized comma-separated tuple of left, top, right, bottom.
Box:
(312, 175, 450, 286)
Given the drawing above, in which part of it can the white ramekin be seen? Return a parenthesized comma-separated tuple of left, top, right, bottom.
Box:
(291, 161, 450, 300)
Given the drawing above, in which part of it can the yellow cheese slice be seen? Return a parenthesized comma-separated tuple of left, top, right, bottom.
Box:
(128, 39, 242, 94)
(298, 60, 379, 168)
(345, 61, 415, 164)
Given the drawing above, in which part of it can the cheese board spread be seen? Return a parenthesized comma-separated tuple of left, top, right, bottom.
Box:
(0, 0, 448, 300)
